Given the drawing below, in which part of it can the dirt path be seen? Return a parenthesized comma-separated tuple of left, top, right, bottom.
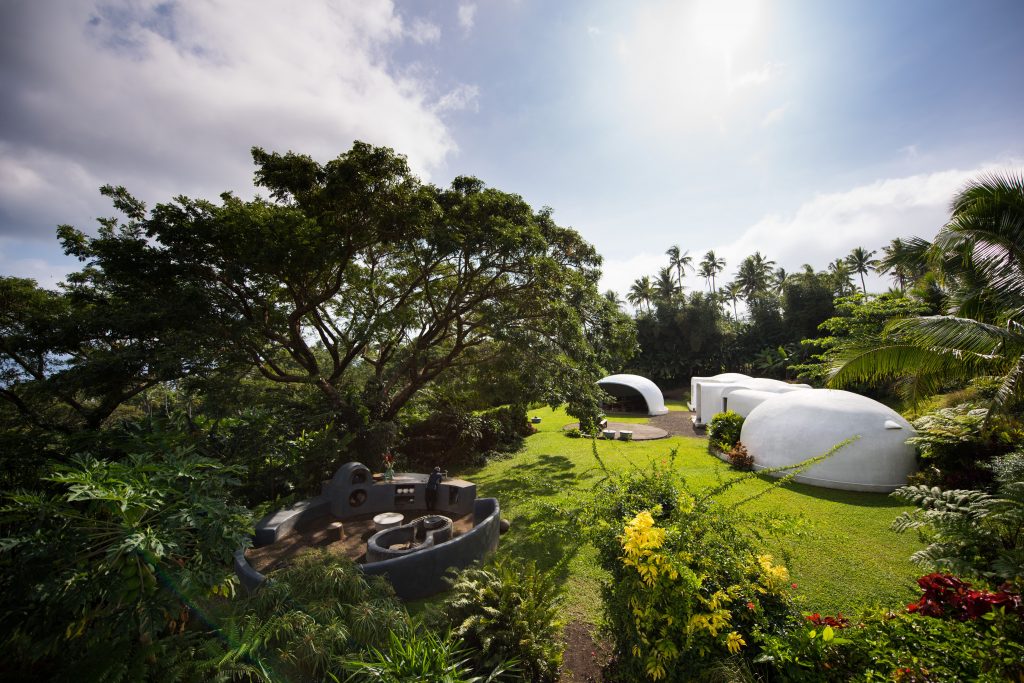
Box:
(559, 620, 612, 682)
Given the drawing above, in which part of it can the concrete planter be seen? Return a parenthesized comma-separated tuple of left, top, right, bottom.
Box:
(602, 429, 617, 440)
(618, 430, 633, 441)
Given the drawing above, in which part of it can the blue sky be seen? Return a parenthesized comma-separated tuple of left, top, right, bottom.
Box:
(2, 0, 1022, 296)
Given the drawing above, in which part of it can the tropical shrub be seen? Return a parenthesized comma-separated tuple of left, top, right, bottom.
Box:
(343, 629, 511, 683)
(197, 550, 409, 681)
(707, 410, 744, 452)
(756, 605, 1024, 682)
(727, 442, 754, 471)
(905, 402, 1023, 487)
(441, 558, 564, 682)
(906, 573, 1022, 620)
(891, 451, 1024, 586)
(564, 427, 583, 438)
(0, 440, 253, 681)
(584, 457, 802, 682)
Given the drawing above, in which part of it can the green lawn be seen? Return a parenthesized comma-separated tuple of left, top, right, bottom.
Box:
(462, 405, 924, 625)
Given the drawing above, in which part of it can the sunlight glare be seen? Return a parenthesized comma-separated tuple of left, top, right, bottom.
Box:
(692, 0, 760, 53)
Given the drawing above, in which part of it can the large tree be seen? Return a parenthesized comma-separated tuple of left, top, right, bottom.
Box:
(46, 142, 610, 427)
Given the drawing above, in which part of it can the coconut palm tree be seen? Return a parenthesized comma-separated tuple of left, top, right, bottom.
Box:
(603, 289, 624, 308)
(734, 252, 776, 299)
(655, 266, 678, 305)
(722, 280, 743, 320)
(829, 172, 1024, 412)
(698, 260, 714, 293)
(876, 237, 931, 293)
(699, 250, 726, 295)
(627, 276, 655, 314)
(827, 258, 856, 297)
(846, 246, 877, 295)
(665, 245, 693, 290)
(773, 267, 788, 295)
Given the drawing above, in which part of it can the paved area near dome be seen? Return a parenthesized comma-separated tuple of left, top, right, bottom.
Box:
(563, 421, 669, 440)
(564, 410, 707, 440)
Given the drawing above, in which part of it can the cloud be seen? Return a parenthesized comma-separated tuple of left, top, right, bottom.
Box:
(407, 17, 441, 44)
(760, 103, 790, 126)
(457, 3, 476, 32)
(0, 1, 459, 243)
(732, 62, 784, 89)
(600, 161, 1023, 297)
(723, 163, 1022, 279)
(435, 84, 480, 113)
(587, 25, 602, 36)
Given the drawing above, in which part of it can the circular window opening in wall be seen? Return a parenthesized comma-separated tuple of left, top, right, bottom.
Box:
(349, 489, 367, 508)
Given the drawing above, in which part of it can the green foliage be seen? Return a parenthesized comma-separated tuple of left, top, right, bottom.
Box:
(755, 606, 1024, 682)
(708, 410, 745, 451)
(586, 458, 802, 681)
(629, 291, 733, 384)
(441, 558, 565, 682)
(343, 629, 512, 683)
(0, 433, 253, 680)
(905, 402, 1014, 486)
(790, 293, 929, 386)
(891, 452, 1024, 586)
(400, 404, 531, 470)
(197, 550, 409, 682)
(829, 173, 1024, 412)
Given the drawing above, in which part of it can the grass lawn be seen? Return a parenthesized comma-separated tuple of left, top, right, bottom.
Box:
(461, 404, 925, 625)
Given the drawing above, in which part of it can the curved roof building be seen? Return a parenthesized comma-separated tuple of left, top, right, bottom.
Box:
(740, 389, 917, 492)
(597, 374, 669, 416)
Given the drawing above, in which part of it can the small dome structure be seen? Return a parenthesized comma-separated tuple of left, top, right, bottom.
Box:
(597, 374, 669, 416)
(740, 389, 917, 492)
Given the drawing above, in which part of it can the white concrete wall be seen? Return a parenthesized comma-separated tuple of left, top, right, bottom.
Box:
(740, 389, 917, 492)
(691, 374, 809, 425)
(720, 388, 778, 417)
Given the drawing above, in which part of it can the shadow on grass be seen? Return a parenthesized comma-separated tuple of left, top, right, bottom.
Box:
(472, 453, 593, 584)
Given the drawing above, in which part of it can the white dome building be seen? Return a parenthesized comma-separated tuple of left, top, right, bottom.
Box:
(597, 374, 669, 416)
(690, 373, 811, 425)
(740, 389, 917, 492)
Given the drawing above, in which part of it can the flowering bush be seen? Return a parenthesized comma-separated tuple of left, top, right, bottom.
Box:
(585, 455, 802, 681)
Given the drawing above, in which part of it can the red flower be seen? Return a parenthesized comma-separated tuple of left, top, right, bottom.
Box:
(746, 601, 755, 610)
(791, 583, 798, 589)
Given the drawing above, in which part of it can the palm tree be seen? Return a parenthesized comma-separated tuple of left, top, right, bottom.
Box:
(876, 237, 931, 293)
(773, 267, 788, 295)
(655, 266, 678, 305)
(666, 245, 693, 290)
(827, 258, 856, 297)
(722, 280, 743, 319)
(700, 250, 726, 295)
(734, 252, 776, 299)
(698, 260, 714, 293)
(830, 173, 1024, 412)
(846, 246, 878, 295)
(603, 289, 624, 308)
(627, 276, 655, 314)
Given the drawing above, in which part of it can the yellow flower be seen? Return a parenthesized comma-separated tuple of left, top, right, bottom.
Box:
(726, 631, 746, 655)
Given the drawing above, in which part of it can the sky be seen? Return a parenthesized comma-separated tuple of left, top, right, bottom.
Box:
(2, 0, 1023, 297)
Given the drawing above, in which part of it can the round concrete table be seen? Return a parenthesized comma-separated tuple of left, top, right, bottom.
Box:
(373, 512, 404, 531)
